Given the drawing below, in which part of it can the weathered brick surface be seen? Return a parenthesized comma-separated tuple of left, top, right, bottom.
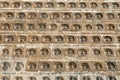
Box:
(0, 0, 120, 80)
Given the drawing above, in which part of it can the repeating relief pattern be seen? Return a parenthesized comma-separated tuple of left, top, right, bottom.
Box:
(0, 0, 120, 80)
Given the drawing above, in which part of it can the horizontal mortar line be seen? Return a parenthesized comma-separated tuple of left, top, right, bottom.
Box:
(5, 0, 120, 2)
(0, 72, 118, 75)
(0, 59, 120, 61)
(0, 71, 119, 74)
(1, 19, 120, 21)
(0, 0, 119, 2)
(0, 9, 120, 11)
(0, 43, 120, 47)
(0, 45, 117, 47)
(1, 20, 120, 22)
(0, 31, 117, 35)
(0, 0, 117, 1)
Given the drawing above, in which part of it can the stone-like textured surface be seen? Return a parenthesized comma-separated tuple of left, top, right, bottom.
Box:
(0, 0, 120, 80)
